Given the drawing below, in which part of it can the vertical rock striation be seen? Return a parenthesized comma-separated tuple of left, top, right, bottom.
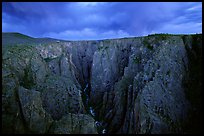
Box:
(2, 33, 202, 134)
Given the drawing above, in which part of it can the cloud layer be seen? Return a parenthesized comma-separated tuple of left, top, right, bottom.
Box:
(2, 2, 202, 40)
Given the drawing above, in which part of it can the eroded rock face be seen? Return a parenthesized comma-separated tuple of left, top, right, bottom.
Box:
(18, 86, 53, 133)
(49, 113, 98, 134)
(89, 35, 201, 134)
(90, 40, 132, 118)
(41, 75, 84, 120)
(2, 45, 50, 133)
(131, 37, 189, 134)
(2, 44, 97, 134)
(2, 34, 202, 134)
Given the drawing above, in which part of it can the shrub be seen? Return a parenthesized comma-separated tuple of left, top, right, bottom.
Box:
(133, 56, 141, 64)
(143, 38, 153, 50)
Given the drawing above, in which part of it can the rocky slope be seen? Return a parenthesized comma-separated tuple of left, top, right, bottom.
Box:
(2, 33, 202, 134)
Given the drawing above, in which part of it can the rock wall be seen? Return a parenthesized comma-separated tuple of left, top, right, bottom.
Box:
(2, 34, 202, 134)
(2, 44, 97, 134)
(90, 36, 191, 133)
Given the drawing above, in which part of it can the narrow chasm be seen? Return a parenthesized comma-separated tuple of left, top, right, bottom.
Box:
(182, 34, 203, 133)
(73, 43, 107, 134)
(81, 82, 107, 134)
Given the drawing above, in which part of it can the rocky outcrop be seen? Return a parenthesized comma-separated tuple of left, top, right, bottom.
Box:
(2, 44, 97, 134)
(130, 37, 189, 133)
(2, 45, 50, 133)
(40, 75, 84, 120)
(49, 113, 97, 134)
(2, 33, 202, 134)
(89, 35, 202, 134)
(18, 86, 53, 133)
(90, 40, 131, 108)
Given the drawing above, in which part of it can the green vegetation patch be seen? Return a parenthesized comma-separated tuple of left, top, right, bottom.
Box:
(44, 57, 58, 63)
(133, 55, 141, 64)
(104, 40, 111, 44)
(143, 39, 153, 50)
(146, 44, 153, 50)
(21, 66, 35, 89)
(3, 44, 35, 61)
(13, 33, 33, 40)
(98, 46, 109, 51)
(143, 33, 175, 50)
(148, 33, 173, 40)
(166, 70, 170, 76)
(147, 33, 174, 45)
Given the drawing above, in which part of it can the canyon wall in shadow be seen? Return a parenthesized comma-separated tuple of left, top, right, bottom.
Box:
(2, 33, 202, 134)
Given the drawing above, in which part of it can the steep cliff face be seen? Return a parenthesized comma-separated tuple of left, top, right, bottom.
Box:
(182, 34, 202, 133)
(2, 44, 97, 134)
(2, 33, 202, 134)
(90, 35, 191, 133)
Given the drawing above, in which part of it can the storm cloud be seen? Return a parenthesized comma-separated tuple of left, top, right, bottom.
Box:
(2, 2, 202, 40)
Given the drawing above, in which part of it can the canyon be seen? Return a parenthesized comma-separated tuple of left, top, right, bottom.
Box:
(2, 33, 202, 134)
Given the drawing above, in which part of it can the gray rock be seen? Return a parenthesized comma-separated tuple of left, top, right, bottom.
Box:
(2, 44, 49, 89)
(41, 75, 84, 120)
(2, 70, 25, 133)
(89, 35, 192, 134)
(2, 45, 49, 133)
(2, 34, 202, 134)
(18, 86, 53, 133)
(49, 113, 98, 134)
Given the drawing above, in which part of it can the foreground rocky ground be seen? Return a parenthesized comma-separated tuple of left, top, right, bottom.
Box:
(2, 33, 202, 134)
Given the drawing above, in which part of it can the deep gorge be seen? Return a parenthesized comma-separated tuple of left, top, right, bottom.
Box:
(2, 33, 202, 134)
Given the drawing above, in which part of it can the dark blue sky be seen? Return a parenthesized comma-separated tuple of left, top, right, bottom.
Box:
(2, 2, 202, 40)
